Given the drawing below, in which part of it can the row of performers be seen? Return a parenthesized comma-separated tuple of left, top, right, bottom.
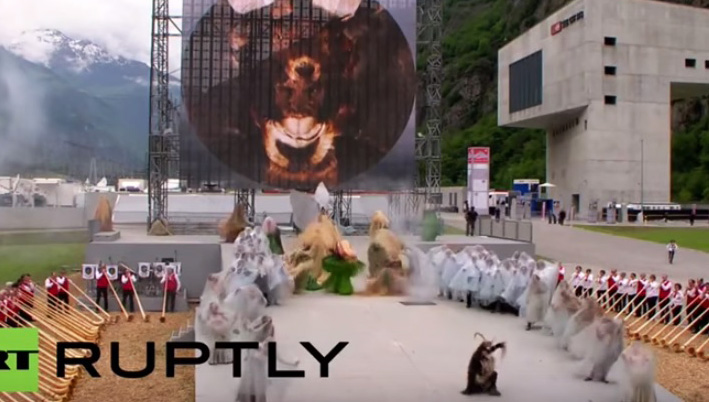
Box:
(0, 272, 69, 327)
(91, 265, 182, 313)
(559, 266, 709, 334)
(0, 266, 184, 328)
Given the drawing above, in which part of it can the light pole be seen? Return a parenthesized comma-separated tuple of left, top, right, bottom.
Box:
(640, 138, 645, 223)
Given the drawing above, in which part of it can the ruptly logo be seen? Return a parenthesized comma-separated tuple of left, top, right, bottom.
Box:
(0, 328, 40, 392)
(551, 10, 584, 36)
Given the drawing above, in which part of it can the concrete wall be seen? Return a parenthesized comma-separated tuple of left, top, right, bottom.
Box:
(84, 242, 222, 299)
(498, 0, 709, 215)
(0, 207, 87, 230)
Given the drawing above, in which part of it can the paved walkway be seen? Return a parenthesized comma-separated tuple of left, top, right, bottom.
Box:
(196, 293, 679, 402)
(442, 214, 707, 283)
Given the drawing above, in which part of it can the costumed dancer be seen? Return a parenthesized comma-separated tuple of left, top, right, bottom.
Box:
(544, 280, 582, 341)
(461, 333, 506, 396)
(161, 266, 181, 313)
(321, 240, 365, 296)
(286, 213, 341, 292)
(233, 286, 299, 402)
(219, 203, 249, 243)
(262, 216, 285, 255)
(524, 273, 549, 330)
(620, 343, 657, 402)
(365, 212, 409, 296)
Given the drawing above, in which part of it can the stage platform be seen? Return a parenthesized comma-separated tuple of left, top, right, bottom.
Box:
(85, 226, 535, 300)
(195, 293, 680, 402)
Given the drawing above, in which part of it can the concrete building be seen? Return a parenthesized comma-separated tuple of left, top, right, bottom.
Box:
(498, 0, 709, 216)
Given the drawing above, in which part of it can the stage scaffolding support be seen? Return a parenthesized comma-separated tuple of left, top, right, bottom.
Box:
(390, 0, 442, 227)
(148, 0, 181, 231)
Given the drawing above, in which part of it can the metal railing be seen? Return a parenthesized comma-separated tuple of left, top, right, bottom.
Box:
(474, 215, 533, 243)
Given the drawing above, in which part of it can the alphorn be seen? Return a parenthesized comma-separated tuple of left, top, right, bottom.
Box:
(38, 283, 108, 326)
(67, 278, 113, 322)
(614, 292, 643, 319)
(664, 308, 709, 349)
(12, 298, 91, 344)
(652, 301, 704, 345)
(617, 293, 646, 321)
(31, 290, 100, 338)
(106, 275, 132, 321)
(120, 264, 148, 322)
(629, 299, 672, 329)
(0, 318, 83, 360)
(693, 336, 709, 360)
(630, 302, 673, 341)
(13, 294, 98, 340)
(677, 322, 708, 354)
(604, 290, 625, 313)
(160, 274, 168, 323)
(36, 287, 101, 327)
(639, 304, 676, 342)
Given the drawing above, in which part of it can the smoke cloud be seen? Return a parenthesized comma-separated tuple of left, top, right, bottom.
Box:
(0, 49, 47, 175)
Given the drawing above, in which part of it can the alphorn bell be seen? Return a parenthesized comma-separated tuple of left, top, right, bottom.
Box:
(120, 264, 148, 322)
(160, 274, 168, 323)
(664, 308, 709, 349)
(67, 278, 114, 323)
(652, 301, 704, 345)
(677, 322, 708, 354)
(692, 335, 709, 360)
(107, 274, 132, 321)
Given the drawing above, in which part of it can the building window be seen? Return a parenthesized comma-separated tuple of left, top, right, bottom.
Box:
(686, 58, 696, 68)
(604, 36, 616, 46)
(604, 96, 617, 105)
(705, 60, 709, 69)
(509, 50, 543, 113)
(604, 66, 617, 75)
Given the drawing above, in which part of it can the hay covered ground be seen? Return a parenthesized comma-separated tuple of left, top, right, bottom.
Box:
(70, 309, 196, 402)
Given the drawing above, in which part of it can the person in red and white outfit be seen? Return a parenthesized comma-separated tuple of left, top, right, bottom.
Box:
(608, 269, 619, 310)
(0, 290, 8, 327)
(596, 270, 609, 300)
(95, 265, 110, 312)
(644, 275, 660, 319)
(56, 270, 70, 311)
(582, 269, 594, 298)
(699, 284, 709, 333)
(16, 274, 35, 322)
(670, 283, 684, 326)
(120, 268, 137, 313)
(571, 266, 583, 297)
(160, 267, 182, 313)
(635, 273, 648, 317)
(659, 275, 673, 324)
(686, 279, 701, 333)
(557, 264, 565, 287)
(5, 288, 21, 327)
(616, 272, 628, 312)
(45, 272, 60, 314)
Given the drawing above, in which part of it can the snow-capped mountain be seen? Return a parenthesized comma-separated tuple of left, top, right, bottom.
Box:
(6, 29, 151, 89)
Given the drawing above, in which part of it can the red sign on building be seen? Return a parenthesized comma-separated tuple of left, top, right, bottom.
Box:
(468, 147, 490, 164)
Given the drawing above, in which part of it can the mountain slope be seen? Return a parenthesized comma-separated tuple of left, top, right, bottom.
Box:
(0, 46, 145, 178)
(440, 0, 709, 202)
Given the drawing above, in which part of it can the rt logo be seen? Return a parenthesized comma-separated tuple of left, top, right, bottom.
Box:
(0, 328, 39, 392)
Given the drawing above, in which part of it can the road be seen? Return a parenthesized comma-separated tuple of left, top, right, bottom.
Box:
(441, 213, 707, 284)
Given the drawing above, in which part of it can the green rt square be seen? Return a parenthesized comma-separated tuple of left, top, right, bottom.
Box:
(0, 328, 40, 392)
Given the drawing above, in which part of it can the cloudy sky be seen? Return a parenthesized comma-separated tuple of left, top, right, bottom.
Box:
(0, 0, 187, 68)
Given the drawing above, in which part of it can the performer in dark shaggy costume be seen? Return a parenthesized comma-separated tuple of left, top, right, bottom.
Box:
(461, 332, 506, 396)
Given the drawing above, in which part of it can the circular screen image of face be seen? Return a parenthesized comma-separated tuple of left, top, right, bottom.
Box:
(182, 0, 416, 190)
